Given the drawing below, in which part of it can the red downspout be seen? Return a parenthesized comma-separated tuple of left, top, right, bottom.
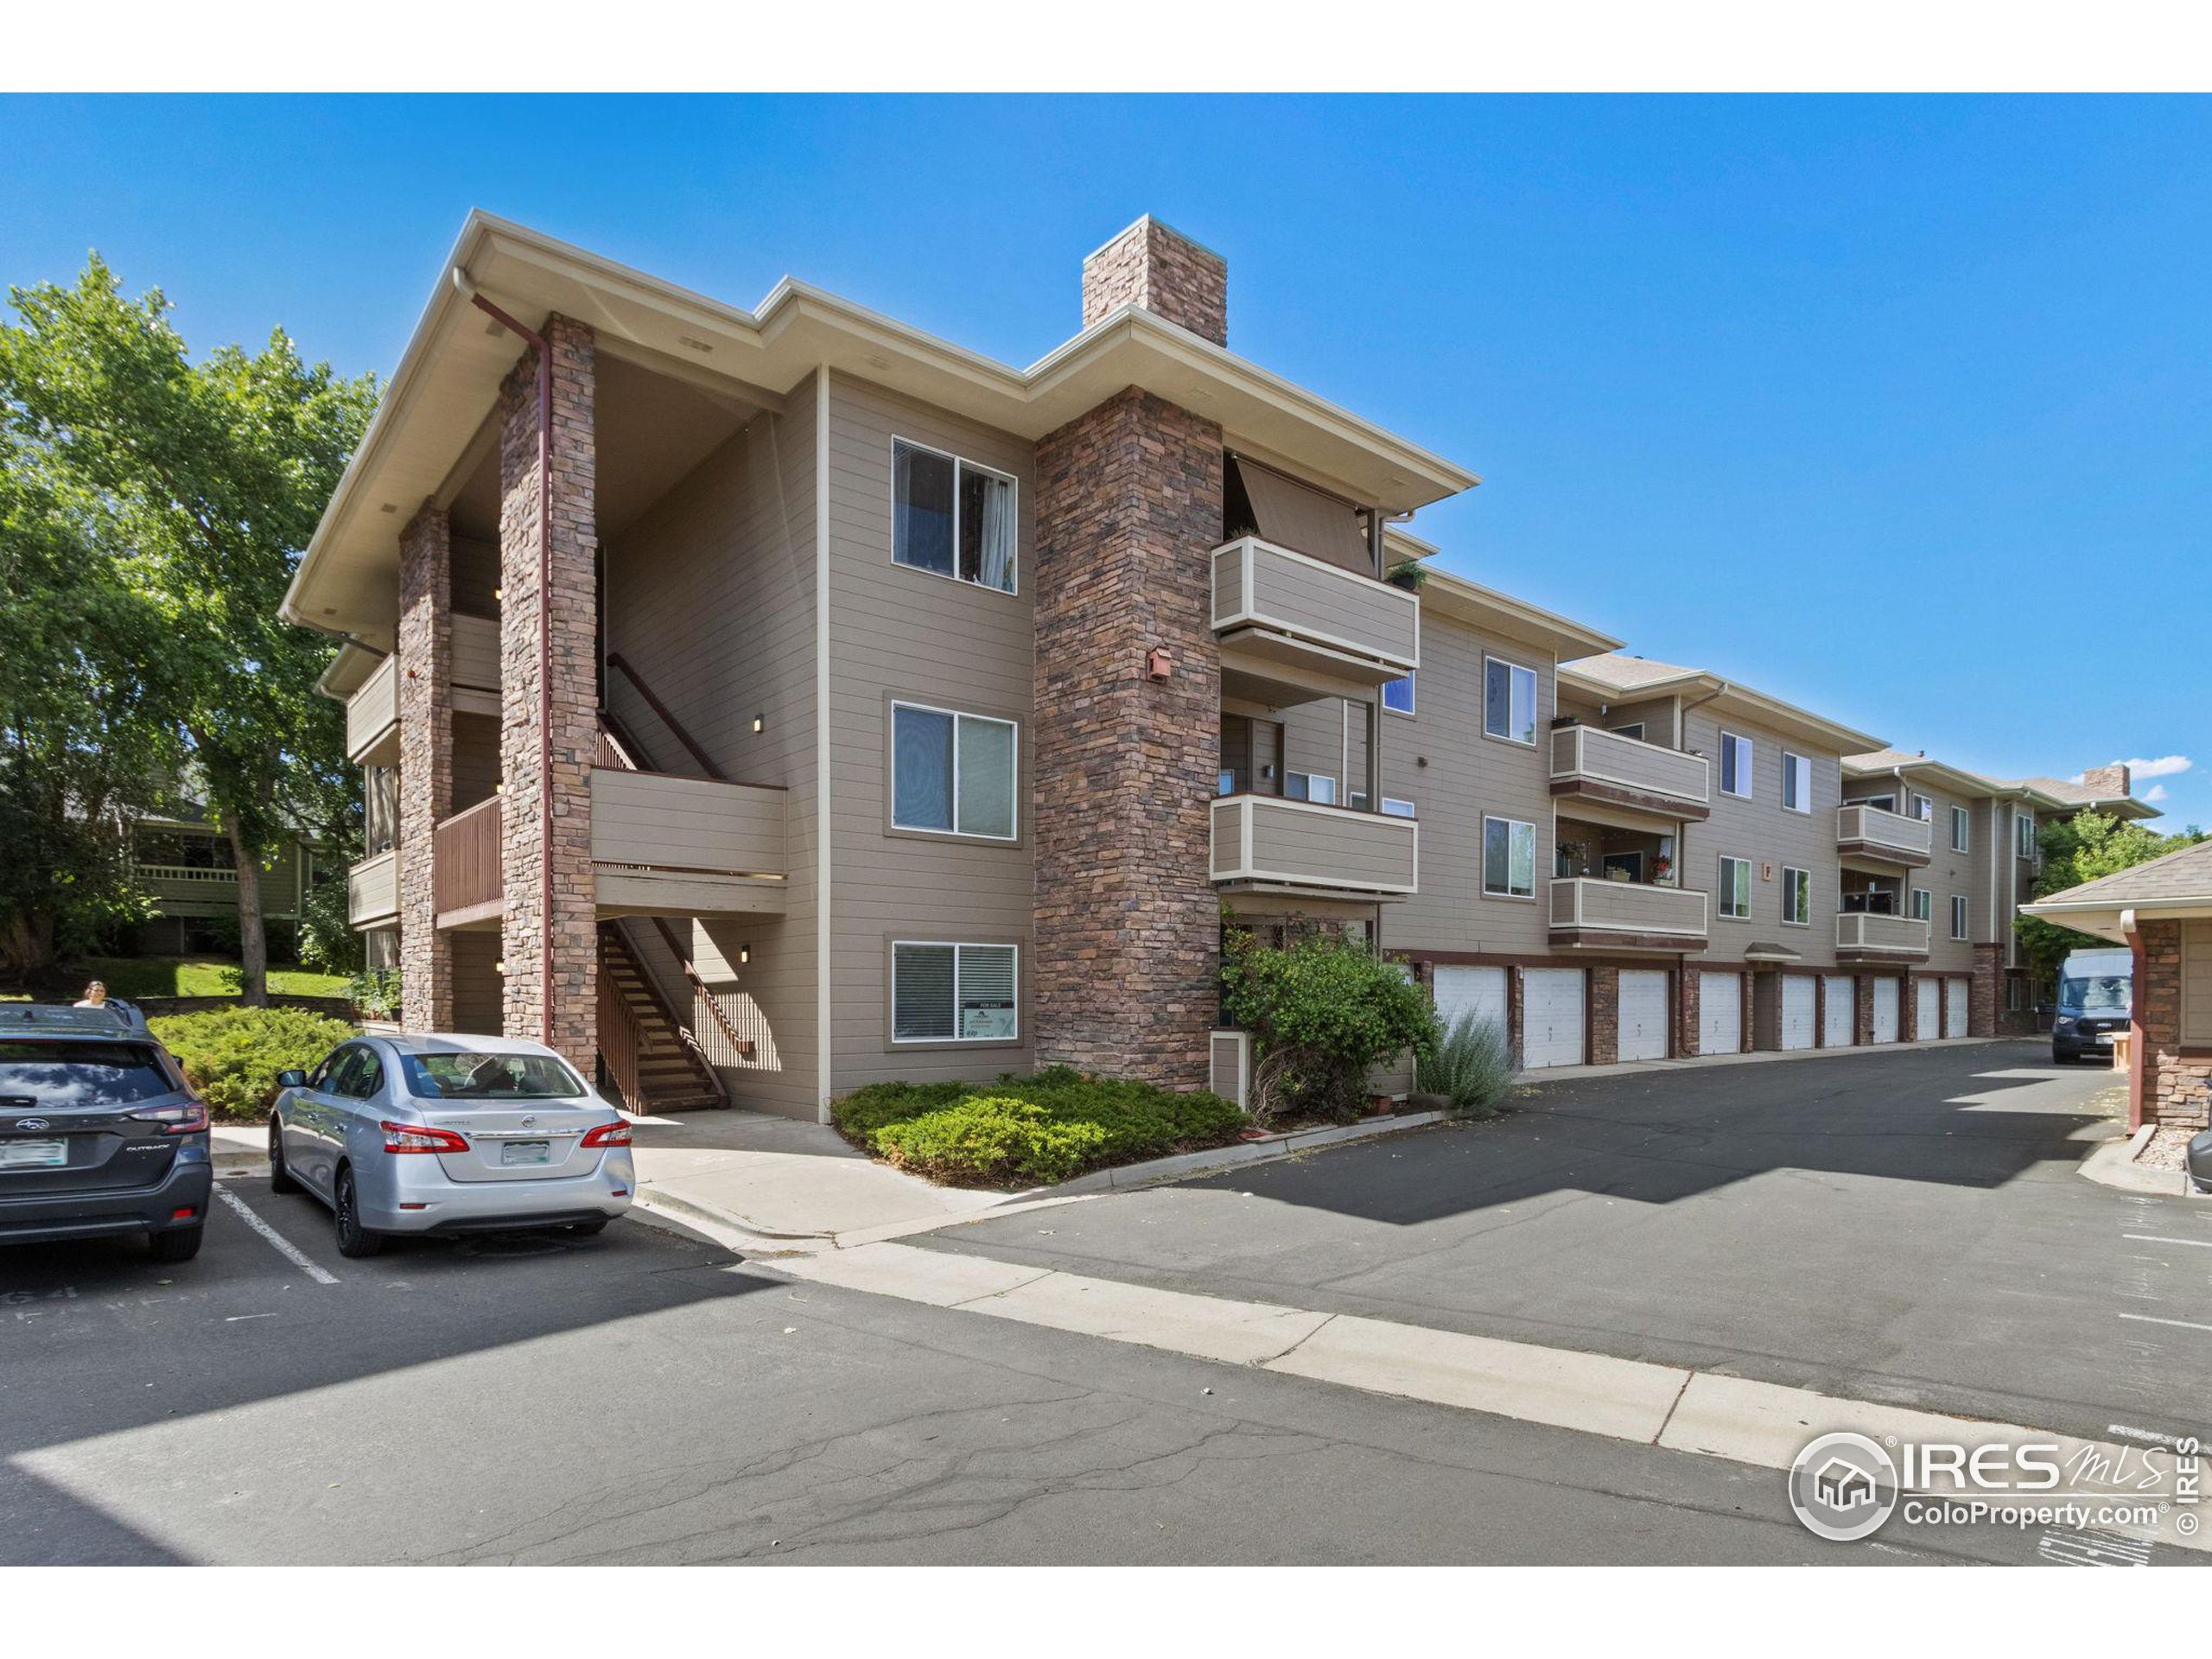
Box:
(2126, 912, 2148, 1131)
(462, 281, 557, 1039)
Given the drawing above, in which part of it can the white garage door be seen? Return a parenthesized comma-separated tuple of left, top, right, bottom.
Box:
(1433, 965, 1508, 1040)
(1522, 969, 1586, 1069)
(1915, 977, 1942, 1042)
(1700, 970, 1742, 1056)
(1781, 975, 1816, 1051)
(1822, 976, 1855, 1048)
(1618, 969, 1669, 1062)
(1871, 977, 1900, 1044)
(1944, 977, 1967, 1039)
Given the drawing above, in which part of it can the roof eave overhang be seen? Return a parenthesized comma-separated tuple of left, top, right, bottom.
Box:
(285, 211, 1480, 645)
(1424, 575, 1623, 659)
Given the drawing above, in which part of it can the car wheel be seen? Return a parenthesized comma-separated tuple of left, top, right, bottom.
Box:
(332, 1166, 384, 1259)
(267, 1116, 301, 1195)
(568, 1218, 610, 1237)
(147, 1223, 204, 1263)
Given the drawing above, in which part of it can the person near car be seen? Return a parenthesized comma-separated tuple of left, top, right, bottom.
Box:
(74, 980, 109, 1007)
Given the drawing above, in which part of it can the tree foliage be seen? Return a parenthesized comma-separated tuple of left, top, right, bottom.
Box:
(1222, 926, 1439, 1127)
(0, 257, 376, 995)
(2016, 809, 2209, 982)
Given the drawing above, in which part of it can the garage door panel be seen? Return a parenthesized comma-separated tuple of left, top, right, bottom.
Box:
(1915, 978, 1942, 1042)
(1522, 968, 1586, 1070)
(1699, 970, 1742, 1056)
(1618, 969, 1669, 1063)
(1821, 976, 1854, 1047)
(1944, 977, 1967, 1039)
(1433, 966, 1508, 1040)
(1872, 978, 1900, 1043)
(1781, 975, 1815, 1051)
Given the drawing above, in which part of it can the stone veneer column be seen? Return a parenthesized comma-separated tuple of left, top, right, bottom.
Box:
(2139, 920, 2212, 1130)
(1853, 974, 1876, 1046)
(1032, 386, 1223, 1087)
(1587, 965, 1619, 1068)
(1676, 965, 1702, 1058)
(496, 315, 598, 1067)
(396, 502, 454, 1031)
(1969, 942, 2002, 1039)
(1081, 218, 1228, 346)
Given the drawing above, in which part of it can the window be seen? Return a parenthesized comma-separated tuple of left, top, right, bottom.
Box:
(0, 1040, 173, 1107)
(1481, 817, 1537, 899)
(1910, 888, 1932, 923)
(2016, 811, 2038, 860)
(1286, 772, 1337, 805)
(1781, 866, 1811, 926)
(2005, 977, 2023, 1014)
(892, 440, 1017, 594)
(1719, 732, 1754, 798)
(401, 1051, 586, 1100)
(2183, 922, 2212, 1045)
(892, 943, 1019, 1043)
(1950, 894, 1968, 940)
(1719, 855, 1752, 919)
(1908, 791, 1933, 822)
(1483, 656, 1539, 747)
(1382, 673, 1415, 716)
(1610, 722, 1646, 742)
(1782, 752, 1811, 814)
(891, 702, 1017, 840)
(1950, 804, 1970, 853)
(1380, 798, 1416, 818)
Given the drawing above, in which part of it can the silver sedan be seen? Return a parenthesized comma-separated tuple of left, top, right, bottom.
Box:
(270, 1033, 634, 1257)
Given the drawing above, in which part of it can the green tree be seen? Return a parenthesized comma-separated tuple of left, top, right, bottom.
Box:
(1222, 925, 1439, 1127)
(0, 257, 375, 1001)
(2016, 808, 2209, 982)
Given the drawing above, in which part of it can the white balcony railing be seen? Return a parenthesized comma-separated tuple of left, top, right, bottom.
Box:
(1211, 537, 1419, 683)
(1548, 725, 1710, 810)
(1548, 876, 1709, 941)
(1835, 912, 1930, 957)
(1837, 802, 1933, 861)
(1210, 794, 1418, 898)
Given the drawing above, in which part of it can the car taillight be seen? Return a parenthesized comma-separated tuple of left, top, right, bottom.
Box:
(581, 1122, 632, 1148)
(130, 1102, 210, 1135)
(379, 1120, 471, 1154)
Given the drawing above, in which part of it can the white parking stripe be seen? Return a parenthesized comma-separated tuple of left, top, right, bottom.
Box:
(2118, 1312, 2212, 1334)
(213, 1183, 338, 1286)
(2123, 1234, 2212, 1249)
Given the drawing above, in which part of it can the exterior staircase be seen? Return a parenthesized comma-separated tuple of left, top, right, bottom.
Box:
(596, 924, 727, 1113)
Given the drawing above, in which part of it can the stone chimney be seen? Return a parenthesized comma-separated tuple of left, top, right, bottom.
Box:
(2082, 762, 2132, 798)
(1082, 217, 1227, 346)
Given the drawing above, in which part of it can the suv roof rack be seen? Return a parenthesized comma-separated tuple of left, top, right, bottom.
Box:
(0, 1001, 149, 1036)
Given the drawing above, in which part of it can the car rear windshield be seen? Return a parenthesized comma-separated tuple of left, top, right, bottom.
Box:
(398, 1052, 588, 1101)
(0, 1041, 175, 1108)
(2062, 974, 2131, 1014)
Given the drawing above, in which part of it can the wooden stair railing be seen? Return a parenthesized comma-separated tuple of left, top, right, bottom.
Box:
(596, 925, 728, 1112)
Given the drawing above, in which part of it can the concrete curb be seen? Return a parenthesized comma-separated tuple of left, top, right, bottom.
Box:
(1034, 1110, 1450, 1198)
(1511, 1035, 2015, 1089)
(2078, 1123, 2189, 1197)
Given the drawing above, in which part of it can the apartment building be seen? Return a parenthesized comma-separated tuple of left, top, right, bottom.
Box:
(285, 211, 1472, 1118)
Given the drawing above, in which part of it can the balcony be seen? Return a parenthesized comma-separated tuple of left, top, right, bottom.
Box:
(1211, 536, 1419, 704)
(1548, 876, 1709, 950)
(347, 849, 397, 928)
(432, 770, 789, 931)
(1548, 724, 1710, 822)
(346, 654, 399, 767)
(1836, 802, 1933, 868)
(1210, 794, 1417, 902)
(1835, 912, 1931, 961)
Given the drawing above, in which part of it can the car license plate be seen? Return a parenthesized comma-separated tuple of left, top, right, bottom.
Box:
(2094, 1032, 2115, 1046)
(500, 1140, 551, 1167)
(0, 1139, 68, 1170)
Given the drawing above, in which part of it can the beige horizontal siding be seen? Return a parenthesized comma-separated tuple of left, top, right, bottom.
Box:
(590, 769, 785, 877)
(1215, 538, 1418, 669)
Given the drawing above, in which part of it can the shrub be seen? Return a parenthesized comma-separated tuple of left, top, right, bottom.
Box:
(296, 873, 365, 975)
(832, 1066, 1244, 1187)
(1417, 1012, 1517, 1118)
(1221, 928, 1440, 1127)
(346, 966, 402, 1020)
(148, 1006, 356, 1121)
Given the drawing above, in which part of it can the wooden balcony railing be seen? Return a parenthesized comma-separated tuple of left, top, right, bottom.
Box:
(432, 795, 503, 925)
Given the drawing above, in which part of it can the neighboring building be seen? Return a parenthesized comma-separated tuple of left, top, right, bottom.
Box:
(2020, 838, 2212, 1131)
(125, 805, 316, 957)
(283, 210, 2158, 1118)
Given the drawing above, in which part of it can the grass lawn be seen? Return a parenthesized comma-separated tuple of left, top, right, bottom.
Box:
(76, 957, 353, 1000)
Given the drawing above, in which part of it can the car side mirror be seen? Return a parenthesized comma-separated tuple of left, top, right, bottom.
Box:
(276, 1070, 308, 1089)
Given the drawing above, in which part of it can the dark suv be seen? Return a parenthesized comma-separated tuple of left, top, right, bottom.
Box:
(0, 1003, 212, 1262)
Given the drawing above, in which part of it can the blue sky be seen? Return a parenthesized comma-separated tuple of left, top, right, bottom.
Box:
(4, 94, 2204, 824)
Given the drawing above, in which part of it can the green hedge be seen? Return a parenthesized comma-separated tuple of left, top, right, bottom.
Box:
(832, 1067, 1245, 1187)
(149, 1007, 356, 1122)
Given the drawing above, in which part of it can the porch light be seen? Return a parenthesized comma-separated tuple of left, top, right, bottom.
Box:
(753, 714, 764, 734)
(494, 960, 507, 975)
(738, 944, 751, 964)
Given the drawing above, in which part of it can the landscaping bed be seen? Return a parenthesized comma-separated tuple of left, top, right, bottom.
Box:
(830, 1068, 1246, 1187)
(149, 1006, 356, 1122)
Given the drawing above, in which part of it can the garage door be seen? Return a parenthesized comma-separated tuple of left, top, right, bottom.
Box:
(1915, 977, 1942, 1042)
(1433, 965, 1508, 1041)
(1871, 977, 1900, 1044)
(1821, 976, 1855, 1048)
(1618, 969, 1669, 1062)
(1700, 970, 1743, 1056)
(1781, 975, 1815, 1050)
(1522, 968, 1586, 1069)
(1944, 977, 1967, 1039)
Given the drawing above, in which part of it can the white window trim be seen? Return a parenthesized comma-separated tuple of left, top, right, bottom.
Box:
(1950, 805, 1970, 854)
(1908, 791, 1933, 823)
(1781, 865, 1812, 926)
(1910, 887, 1933, 923)
(1609, 721, 1646, 742)
(1782, 751, 1811, 815)
(889, 699, 1019, 842)
(1481, 814, 1538, 899)
(1381, 797, 1416, 818)
(890, 940, 1021, 1045)
(1718, 853, 1753, 920)
(889, 435, 1020, 596)
(1481, 654, 1541, 748)
(1950, 894, 1969, 940)
(1382, 672, 1416, 718)
(2016, 811, 2038, 860)
(1286, 771, 1338, 805)
(2183, 925, 2212, 1046)
(1719, 732, 1754, 799)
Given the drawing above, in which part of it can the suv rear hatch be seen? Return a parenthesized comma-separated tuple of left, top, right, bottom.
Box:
(0, 1038, 197, 1196)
